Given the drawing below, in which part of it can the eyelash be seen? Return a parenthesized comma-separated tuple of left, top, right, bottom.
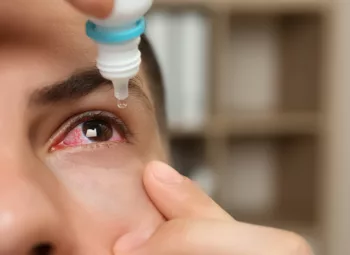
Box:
(49, 111, 130, 152)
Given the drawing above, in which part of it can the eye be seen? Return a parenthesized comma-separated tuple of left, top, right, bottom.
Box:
(50, 111, 128, 151)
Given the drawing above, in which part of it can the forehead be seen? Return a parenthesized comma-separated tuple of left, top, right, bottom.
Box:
(0, 0, 151, 107)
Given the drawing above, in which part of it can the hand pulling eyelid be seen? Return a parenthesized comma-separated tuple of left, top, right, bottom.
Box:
(86, 0, 153, 109)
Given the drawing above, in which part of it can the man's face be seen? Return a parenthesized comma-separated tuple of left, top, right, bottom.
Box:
(0, 1, 166, 254)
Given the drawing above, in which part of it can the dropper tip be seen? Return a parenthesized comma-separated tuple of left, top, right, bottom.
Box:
(112, 79, 129, 109)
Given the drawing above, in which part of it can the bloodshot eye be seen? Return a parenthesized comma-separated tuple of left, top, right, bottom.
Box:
(50, 112, 127, 151)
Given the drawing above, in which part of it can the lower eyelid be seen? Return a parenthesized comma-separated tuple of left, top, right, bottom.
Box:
(50, 140, 128, 153)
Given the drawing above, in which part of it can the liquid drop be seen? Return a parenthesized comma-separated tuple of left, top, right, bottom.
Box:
(117, 99, 128, 109)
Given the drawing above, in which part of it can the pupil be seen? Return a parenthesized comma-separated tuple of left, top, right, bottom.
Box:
(82, 120, 113, 142)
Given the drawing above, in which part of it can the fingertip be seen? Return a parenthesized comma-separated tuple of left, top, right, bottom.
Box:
(144, 161, 170, 180)
(144, 162, 233, 221)
(66, 0, 114, 18)
(144, 161, 161, 182)
(145, 161, 169, 172)
(145, 161, 185, 185)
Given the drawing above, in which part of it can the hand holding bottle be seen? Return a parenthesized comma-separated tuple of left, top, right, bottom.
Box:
(66, 0, 114, 18)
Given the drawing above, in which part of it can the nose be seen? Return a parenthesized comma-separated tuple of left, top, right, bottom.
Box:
(0, 159, 73, 255)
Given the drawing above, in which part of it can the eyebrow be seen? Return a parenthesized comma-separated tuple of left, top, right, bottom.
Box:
(29, 68, 152, 109)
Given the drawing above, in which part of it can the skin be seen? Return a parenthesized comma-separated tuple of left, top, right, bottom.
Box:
(0, 0, 313, 255)
(67, 0, 114, 18)
(0, 1, 165, 254)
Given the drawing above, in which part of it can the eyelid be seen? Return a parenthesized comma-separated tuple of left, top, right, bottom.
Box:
(48, 111, 131, 151)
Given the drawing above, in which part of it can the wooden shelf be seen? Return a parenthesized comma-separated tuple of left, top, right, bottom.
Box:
(150, 6, 338, 251)
(169, 126, 206, 139)
(208, 112, 320, 137)
(170, 112, 320, 138)
(154, 0, 328, 13)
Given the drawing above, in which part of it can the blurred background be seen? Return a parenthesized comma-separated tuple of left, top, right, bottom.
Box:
(146, 0, 350, 254)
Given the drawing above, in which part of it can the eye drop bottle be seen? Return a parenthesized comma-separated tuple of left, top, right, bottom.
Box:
(86, 0, 153, 108)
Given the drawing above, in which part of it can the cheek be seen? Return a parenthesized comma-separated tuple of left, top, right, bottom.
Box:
(45, 148, 164, 250)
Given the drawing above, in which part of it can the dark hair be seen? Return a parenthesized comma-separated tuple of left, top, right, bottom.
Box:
(139, 34, 167, 135)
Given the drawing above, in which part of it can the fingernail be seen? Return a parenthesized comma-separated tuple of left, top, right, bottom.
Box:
(114, 231, 150, 253)
(151, 162, 185, 184)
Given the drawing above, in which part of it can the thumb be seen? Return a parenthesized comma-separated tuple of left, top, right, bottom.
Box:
(65, 0, 113, 18)
(143, 161, 232, 221)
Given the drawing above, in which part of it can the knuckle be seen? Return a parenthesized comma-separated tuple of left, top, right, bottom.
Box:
(155, 219, 195, 252)
(160, 219, 193, 240)
(283, 232, 314, 255)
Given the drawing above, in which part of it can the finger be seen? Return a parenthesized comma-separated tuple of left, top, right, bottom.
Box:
(143, 161, 232, 221)
(65, 0, 114, 18)
(116, 220, 313, 255)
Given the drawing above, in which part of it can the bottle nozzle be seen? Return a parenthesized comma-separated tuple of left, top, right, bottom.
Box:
(112, 79, 129, 109)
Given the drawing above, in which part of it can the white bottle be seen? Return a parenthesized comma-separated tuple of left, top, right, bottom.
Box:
(86, 0, 153, 107)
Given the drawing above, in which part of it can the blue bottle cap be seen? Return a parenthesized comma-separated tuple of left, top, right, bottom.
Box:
(86, 17, 146, 44)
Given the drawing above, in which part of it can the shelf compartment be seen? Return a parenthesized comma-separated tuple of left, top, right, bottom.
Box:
(206, 112, 320, 137)
(154, 0, 328, 13)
